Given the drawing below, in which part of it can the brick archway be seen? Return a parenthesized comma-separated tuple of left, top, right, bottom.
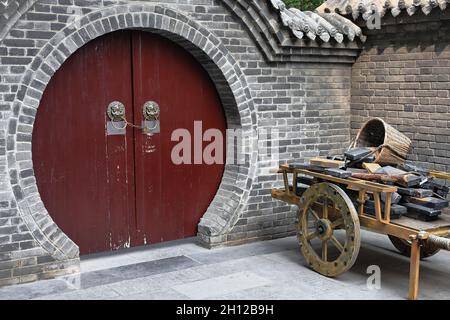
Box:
(7, 4, 257, 261)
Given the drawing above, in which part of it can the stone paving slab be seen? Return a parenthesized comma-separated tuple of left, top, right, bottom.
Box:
(80, 238, 206, 273)
(172, 271, 272, 299)
(1, 231, 450, 300)
(80, 255, 199, 289)
(111, 288, 189, 300)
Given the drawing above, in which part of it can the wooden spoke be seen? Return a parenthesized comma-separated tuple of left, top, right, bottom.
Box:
(306, 231, 319, 241)
(322, 241, 328, 261)
(330, 236, 344, 253)
(308, 208, 320, 221)
(323, 198, 328, 219)
(331, 218, 344, 229)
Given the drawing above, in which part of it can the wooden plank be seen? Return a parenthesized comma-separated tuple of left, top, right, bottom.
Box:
(359, 213, 450, 240)
(359, 215, 419, 240)
(292, 169, 398, 193)
(271, 189, 301, 206)
(346, 168, 368, 174)
(351, 172, 421, 187)
(309, 158, 344, 168)
(362, 162, 381, 173)
(391, 211, 450, 232)
(346, 178, 397, 192)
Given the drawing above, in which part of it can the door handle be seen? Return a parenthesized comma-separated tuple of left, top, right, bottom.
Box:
(143, 101, 160, 121)
(107, 101, 126, 122)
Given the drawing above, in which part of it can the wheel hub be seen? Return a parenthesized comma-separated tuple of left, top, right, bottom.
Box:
(316, 219, 333, 241)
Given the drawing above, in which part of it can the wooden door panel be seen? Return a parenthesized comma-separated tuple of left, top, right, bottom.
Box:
(33, 31, 136, 254)
(132, 32, 226, 245)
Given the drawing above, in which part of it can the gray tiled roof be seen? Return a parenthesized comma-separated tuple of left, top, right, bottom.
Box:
(316, 0, 449, 20)
(270, 0, 366, 43)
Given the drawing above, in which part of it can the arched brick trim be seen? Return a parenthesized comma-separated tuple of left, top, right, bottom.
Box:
(7, 3, 257, 259)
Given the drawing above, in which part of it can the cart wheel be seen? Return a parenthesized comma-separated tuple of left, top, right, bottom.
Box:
(298, 182, 361, 277)
(388, 235, 440, 259)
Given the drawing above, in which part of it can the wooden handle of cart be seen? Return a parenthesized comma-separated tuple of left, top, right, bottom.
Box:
(430, 170, 450, 180)
(427, 235, 450, 251)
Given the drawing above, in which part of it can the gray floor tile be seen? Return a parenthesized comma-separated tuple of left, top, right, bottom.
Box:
(172, 271, 272, 299)
(114, 288, 189, 300)
(80, 255, 199, 289)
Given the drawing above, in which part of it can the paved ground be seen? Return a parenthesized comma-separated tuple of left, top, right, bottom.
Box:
(1, 230, 450, 300)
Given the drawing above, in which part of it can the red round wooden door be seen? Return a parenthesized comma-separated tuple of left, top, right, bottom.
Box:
(32, 31, 226, 255)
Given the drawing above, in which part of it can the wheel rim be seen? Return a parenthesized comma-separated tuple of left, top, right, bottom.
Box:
(297, 182, 361, 277)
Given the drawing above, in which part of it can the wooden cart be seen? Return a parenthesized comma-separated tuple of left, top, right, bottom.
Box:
(272, 164, 450, 300)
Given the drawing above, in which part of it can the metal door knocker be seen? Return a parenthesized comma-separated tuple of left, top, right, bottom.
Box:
(107, 101, 126, 122)
(143, 101, 160, 134)
(143, 101, 160, 121)
(107, 101, 127, 135)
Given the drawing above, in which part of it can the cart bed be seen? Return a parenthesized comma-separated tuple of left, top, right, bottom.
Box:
(391, 210, 450, 233)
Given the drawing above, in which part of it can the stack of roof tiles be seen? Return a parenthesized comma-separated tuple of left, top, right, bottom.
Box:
(316, 0, 450, 19)
(270, 0, 366, 43)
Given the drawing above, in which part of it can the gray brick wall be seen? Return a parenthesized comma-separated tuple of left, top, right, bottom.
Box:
(351, 10, 450, 171)
(225, 62, 351, 244)
(0, 0, 357, 285)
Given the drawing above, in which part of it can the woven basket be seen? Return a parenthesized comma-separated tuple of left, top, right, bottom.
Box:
(354, 118, 411, 165)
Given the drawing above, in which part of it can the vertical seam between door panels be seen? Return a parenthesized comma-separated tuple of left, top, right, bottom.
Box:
(130, 31, 139, 233)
